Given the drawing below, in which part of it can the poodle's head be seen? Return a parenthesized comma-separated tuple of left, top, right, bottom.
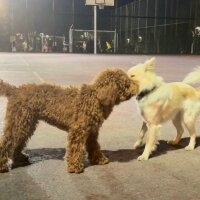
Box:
(93, 68, 138, 106)
(127, 57, 163, 93)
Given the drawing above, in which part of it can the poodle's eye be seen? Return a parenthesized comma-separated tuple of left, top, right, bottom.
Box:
(130, 75, 135, 77)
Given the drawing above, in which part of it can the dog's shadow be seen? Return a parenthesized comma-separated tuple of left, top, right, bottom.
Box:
(25, 137, 200, 165)
(102, 137, 200, 162)
(25, 148, 65, 163)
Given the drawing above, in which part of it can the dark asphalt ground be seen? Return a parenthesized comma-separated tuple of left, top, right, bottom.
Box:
(0, 53, 200, 200)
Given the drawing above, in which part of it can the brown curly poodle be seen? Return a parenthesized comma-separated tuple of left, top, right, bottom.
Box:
(0, 68, 138, 173)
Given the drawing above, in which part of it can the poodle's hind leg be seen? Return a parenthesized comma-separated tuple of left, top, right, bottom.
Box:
(12, 118, 38, 168)
(86, 132, 109, 165)
(0, 141, 12, 173)
(168, 112, 184, 145)
(65, 129, 88, 173)
(0, 110, 38, 172)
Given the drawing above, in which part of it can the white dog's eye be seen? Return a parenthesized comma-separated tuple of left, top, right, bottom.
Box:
(130, 75, 135, 77)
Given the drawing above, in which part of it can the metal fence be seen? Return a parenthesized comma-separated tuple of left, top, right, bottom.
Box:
(114, 0, 200, 54)
(69, 27, 117, 53)
(10, 33, 66, 53)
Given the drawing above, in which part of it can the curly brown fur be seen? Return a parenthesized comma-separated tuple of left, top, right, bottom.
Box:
(0, 68, 138, 173)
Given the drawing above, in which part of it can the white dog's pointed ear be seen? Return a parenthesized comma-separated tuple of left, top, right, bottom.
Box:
(144, 57, 155, 71)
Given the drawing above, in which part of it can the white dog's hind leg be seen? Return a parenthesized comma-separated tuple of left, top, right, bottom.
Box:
(183, 114, 196, 151)
(133, 122, 147, 149)
(137, 124, 161, 161)
(168, 113, 184, 145)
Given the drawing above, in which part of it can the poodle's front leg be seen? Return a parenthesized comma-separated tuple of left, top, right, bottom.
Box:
(137, 124, 160, 161)
(86, 132, 109, 165)
(65, 129, 87, 173)
(133, 122, 147, 149)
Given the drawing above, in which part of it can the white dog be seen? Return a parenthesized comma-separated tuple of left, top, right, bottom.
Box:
(127, 57, 200, 161)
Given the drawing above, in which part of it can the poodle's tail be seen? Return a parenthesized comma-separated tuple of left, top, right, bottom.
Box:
(0, 80, 16, 97)
(183, 67, 200, 85)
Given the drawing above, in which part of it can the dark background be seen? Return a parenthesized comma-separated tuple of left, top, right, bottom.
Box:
(0, 0, 199, 53)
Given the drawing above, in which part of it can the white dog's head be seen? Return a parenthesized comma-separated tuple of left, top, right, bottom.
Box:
(127, 57, 164, 93)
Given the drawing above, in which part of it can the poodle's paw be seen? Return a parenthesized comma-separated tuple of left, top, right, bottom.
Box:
(168, 140, 179, 145)
(97, 156, 109, 165)
(137, 154, 149, 161)
(12, 159, 31, 168)
(17, 153, 29, 162)
(90, 155, 109, 165)
(0, 158, 12, 173)
(67, 163, 84, 174)
(12, 153, 31, 168)
(0, 165, 9, 173)
(185, 145, 195, 151)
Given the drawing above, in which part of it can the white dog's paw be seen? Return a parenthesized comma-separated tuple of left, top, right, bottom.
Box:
(133, 141, 144, 149)
(133, 142, 140, 150)
(137, 155, 149, 161)
(7, 158, 13, 169)
(185, 145, 195, 151)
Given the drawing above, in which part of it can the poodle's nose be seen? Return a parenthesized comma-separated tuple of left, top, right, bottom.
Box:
(130, 81, 139, 95)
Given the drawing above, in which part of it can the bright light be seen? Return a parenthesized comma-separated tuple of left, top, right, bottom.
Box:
(0, 0, 6, 13)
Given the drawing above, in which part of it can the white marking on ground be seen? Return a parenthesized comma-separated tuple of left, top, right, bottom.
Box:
(33, 72, 44, 82)
(0, 63, 27, 66)
(20, 57, 30, 67)
(0, 70, 29, 73)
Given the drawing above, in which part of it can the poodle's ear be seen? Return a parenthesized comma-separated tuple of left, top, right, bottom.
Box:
(144, 57, 155, 72)
(97, 83, 118, 106)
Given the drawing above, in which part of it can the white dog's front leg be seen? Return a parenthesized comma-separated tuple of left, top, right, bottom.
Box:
(133, 122, 147, 149)
(137, 124, 160, 161)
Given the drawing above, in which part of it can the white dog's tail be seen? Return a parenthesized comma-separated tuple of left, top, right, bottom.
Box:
(183, 67, 200, 85)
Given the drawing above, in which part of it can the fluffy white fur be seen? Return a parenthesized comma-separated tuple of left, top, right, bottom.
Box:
(127, 58, 200, 161)
(183, 67, 200, 84)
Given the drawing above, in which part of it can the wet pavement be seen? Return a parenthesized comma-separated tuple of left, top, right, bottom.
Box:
(0, 53, 200, 200)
